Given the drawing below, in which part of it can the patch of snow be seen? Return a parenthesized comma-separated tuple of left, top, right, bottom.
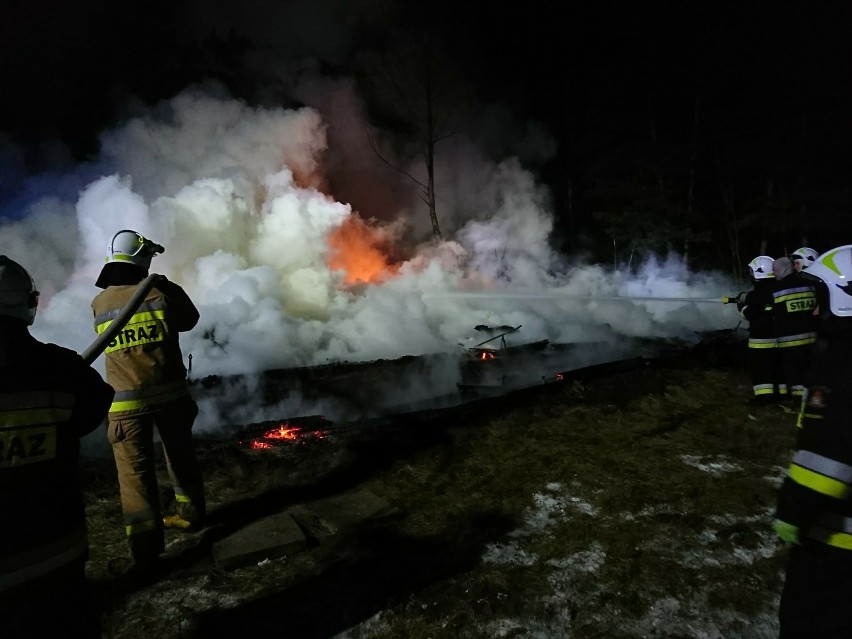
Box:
(482, 541, 538, 566)
(680, 454, 742, 475)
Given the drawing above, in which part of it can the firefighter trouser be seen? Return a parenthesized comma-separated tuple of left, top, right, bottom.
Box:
(747, 338, 786, 399)
(779, 543, 852, 638)
(107, 397, 206, 562)
(778, 343, 815, 400)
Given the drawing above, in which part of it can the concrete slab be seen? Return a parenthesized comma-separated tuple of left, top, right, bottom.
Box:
(288, 489, 399, 536)
(212, 511, 307, 570)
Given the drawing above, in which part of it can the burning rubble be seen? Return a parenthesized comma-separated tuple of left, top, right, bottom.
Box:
(238, 415, 332, 451)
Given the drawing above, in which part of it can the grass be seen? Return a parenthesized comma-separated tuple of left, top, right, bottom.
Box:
(81, 352, 797, 638)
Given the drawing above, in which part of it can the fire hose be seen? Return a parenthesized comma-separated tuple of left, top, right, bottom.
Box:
(81, 273, 163, 365)
(423, 290, 745, 304)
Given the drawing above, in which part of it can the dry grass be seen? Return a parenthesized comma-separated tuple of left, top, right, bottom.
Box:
(81, 353, 796, 638)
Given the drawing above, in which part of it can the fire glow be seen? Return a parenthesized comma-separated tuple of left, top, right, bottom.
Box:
(241, 422, 328, 450)
(327, 215, 399, 284)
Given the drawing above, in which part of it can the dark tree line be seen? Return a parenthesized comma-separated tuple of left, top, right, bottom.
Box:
(3, 1, 850, 283)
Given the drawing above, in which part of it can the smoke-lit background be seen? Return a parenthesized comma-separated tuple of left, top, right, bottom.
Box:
(3, 1, 846, 436)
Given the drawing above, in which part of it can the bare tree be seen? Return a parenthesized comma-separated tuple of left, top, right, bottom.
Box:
(356, 32, 472, 243)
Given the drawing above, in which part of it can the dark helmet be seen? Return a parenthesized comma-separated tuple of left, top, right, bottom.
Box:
(0, 256, 39, 325)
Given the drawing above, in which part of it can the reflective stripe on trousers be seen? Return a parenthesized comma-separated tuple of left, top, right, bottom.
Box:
(110, 380, 189, 413)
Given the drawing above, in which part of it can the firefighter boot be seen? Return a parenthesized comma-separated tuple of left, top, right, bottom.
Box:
(107, 555, 161, 588)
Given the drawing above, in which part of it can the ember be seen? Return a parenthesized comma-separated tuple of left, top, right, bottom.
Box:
(238, 416, 331, 450)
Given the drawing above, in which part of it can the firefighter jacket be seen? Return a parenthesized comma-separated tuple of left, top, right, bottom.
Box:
(775, 329, 852, 551)
(0, 318, 114, 594)
(741, 280, 775, 341)
(768, 272, 818, 348)
(91, 277, 198, 416)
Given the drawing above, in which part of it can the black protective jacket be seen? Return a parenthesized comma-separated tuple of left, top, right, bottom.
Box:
(741, 279, 775, 340)
(0, 318, 114, 594)
(775, 327, 852, 550)
(769, 272, 819, 346)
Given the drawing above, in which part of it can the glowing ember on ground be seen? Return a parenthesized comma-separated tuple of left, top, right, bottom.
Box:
(239, 421, 329, 450)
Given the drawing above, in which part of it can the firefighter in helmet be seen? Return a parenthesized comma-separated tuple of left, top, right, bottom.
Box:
(737, 255, 784, 404)
(774, 244, 852, 637)
(790, 247, 819, 273)
(0, 256, 113, 637)
(91, 230, 206, 580)
(768, 255, 819, 406)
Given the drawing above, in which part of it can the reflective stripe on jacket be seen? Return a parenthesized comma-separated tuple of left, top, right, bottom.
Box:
(770, 276, 819, 343)
(91, 280, 198, 416)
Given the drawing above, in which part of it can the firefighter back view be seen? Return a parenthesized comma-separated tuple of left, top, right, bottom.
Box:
(737, 255, 783, 404)
(92, 230, 205, 581)
(769, 256, 819, 406)
(0, 256, 114, 637)
(774, 245, 852, 637)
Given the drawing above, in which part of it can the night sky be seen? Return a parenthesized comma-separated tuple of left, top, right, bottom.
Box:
(3, 1, 851, 266)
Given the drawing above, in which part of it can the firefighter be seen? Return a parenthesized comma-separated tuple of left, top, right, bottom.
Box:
(0, 256, 114, 637)
(774, 244, 852, 637)
(91, 230, 206, 580)
(789, 247, 819, 273)
(769, 256, 819, 406)
(736, 255, 783, 405)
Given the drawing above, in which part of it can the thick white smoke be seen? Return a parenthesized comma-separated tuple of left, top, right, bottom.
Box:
(2, 83, 740, 439)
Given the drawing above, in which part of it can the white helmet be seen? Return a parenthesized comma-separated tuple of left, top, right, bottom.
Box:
(0, 256, 39, 326)
(791, 247, 819, 269)
(806, 245, 852, 317)
(105, 229, 164, 270)
(747, 255, 775, 280)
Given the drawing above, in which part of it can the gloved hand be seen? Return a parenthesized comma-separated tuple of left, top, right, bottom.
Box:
(773, 519, 800, 544)
(737, 291, 748, 305)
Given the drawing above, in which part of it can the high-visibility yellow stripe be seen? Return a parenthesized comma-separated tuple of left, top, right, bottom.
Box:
(775, 291, 815, 303)
(821, 531, 852, 550)
(97, 309, 166, 334)
(777, 337, 817, 348)
(109, 384, 188, 413)
(789, 464, 850, 498)
(125, 519, 159, 537)
(0, 407, 73, 428)
(111, 399, 146, 412)
(748, 341, 779, 349)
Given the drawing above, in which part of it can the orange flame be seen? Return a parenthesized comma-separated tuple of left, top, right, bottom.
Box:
(327, 215, 399, 284)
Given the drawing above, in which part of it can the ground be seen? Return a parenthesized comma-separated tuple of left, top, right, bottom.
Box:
(81, 343, 796, 638)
